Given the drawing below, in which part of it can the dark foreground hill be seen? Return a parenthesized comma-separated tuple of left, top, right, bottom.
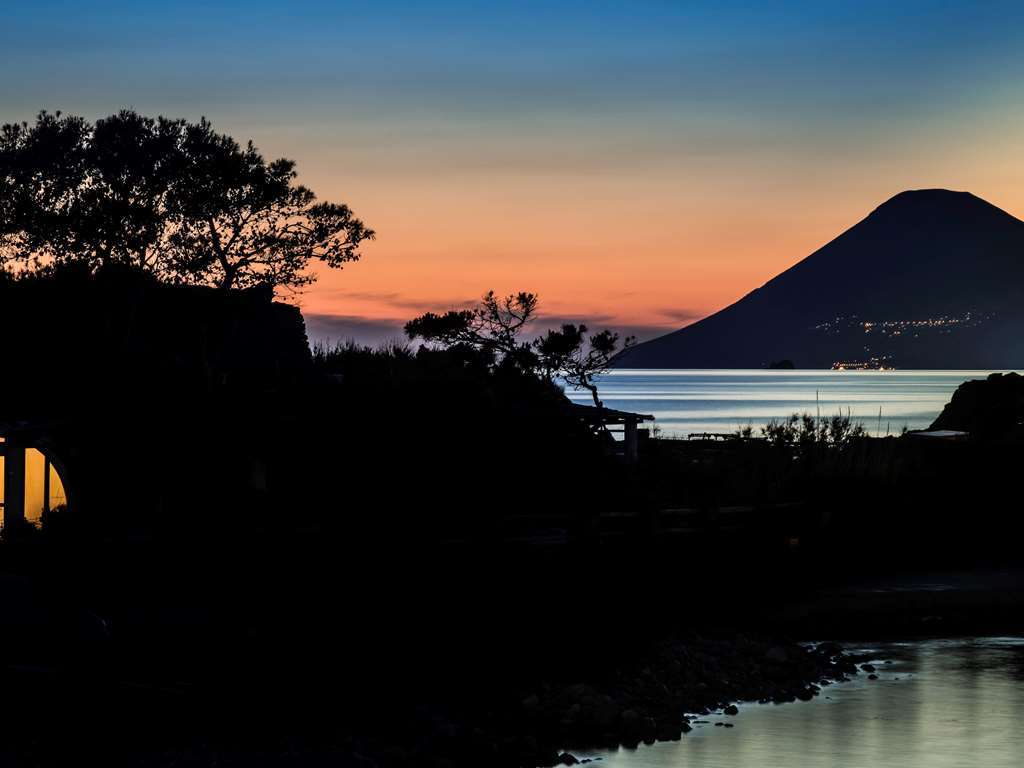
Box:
(618, 189, 1024, 369)
(4, 266, 1024, 768)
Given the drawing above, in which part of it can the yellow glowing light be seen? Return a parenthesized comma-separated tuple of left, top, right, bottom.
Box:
(0, 449, 68, 528)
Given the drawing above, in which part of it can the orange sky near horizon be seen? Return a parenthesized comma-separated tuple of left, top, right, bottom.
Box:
(289, 133, 1024, 342)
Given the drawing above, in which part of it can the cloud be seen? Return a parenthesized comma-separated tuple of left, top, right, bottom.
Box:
(328, 290, 404, 303)
(655, 307, 704, 325)
(317, 289, 480, 313)
(304, 313, 407, 347)
(313, 291, 704, 340)
(305, 309, 676, 348)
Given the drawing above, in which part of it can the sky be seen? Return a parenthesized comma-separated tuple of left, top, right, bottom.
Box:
(3, 1, 1024, 344)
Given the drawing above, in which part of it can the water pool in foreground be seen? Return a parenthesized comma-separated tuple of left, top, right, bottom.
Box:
(579, 638, 1024, 768)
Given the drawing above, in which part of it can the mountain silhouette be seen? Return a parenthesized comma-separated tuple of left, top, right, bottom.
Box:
(618, 189, 1024, 368)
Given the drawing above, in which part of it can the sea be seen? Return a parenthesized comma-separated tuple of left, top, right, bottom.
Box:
(582, 637, 1024, 768)
(562, 370, 1015, 437)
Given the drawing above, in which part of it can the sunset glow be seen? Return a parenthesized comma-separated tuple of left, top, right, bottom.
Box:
(4, 1, 1024, 342)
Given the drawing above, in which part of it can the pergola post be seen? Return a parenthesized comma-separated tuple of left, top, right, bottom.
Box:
(2, 435, 26, 528)
(624, 417, 639, 464)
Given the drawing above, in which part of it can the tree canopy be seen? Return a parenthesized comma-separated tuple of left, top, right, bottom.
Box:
(0, 110, 373, 291)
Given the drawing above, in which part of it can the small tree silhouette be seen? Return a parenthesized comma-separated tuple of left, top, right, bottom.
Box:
(405, 291, 634, 405)
(534, 324, 634, 407)
(404, 291, 540, 372)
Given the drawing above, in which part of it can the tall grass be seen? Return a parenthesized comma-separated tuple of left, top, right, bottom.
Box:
(738, 411, 867, 448)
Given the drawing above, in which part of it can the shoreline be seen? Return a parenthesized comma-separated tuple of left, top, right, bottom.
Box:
(566, 634, 1024, 768)
(519, 634, 869, 767)
(366, 569, 1024, 767)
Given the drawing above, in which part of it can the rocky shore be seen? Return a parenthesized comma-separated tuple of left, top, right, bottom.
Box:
(517, 633, 864, 766)
(332, 632, 868, 768)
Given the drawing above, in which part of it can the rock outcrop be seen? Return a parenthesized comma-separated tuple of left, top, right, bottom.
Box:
(930, 372, 1024, 440)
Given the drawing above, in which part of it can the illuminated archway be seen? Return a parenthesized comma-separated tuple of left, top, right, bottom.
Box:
(0, 436, 70, 528)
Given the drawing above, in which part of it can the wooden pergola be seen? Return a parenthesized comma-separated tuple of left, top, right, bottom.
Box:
(568, 404, 655, 464)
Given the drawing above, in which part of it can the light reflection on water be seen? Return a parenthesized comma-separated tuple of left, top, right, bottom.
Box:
(587, 637, 1024, 768)
(564, 370, 1016, 436)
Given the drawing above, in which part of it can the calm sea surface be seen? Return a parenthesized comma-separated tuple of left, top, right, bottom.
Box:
(563, 370, 1016, 437)
(580, 637, 1024, 768)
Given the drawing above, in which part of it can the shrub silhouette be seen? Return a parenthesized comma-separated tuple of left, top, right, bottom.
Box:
(759, 412, 866, 449)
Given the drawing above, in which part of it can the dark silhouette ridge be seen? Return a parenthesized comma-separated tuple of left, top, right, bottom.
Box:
(2, 268, 1024, 767)
(617, 189, 1024, 368)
